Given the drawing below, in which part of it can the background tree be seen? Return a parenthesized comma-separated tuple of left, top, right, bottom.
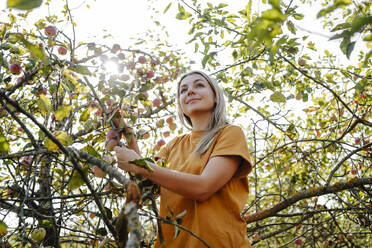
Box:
(0, 0, 371, 247)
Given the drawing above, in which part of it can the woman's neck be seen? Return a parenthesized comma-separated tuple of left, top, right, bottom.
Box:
(190, 113, 211, 131)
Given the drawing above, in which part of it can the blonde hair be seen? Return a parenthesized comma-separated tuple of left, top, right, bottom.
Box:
(176, 70, 229, 156)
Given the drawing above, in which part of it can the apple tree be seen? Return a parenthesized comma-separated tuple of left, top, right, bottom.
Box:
(164, 0, 372, 247)
(0, 0, 189, 247)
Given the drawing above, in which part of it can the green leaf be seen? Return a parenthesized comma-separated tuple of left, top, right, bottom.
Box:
(129, 159, 154, 173)
(55, 105, 72, 121)
(15, 34, 49, 64)
(293, 13, 304, 20)
(269, 0, 280, 10)
(7, 0, 42, 10)
(345, 41, 355, 59)
(270, 91, 286, 103)
(0, 133, 10, 152)
(68, 170, 86, 190)
(176, 11, 191, 20)
(262, 9, 286, 22)
(79, 108, 90, 122)
(163, 2, 172, 13)
(68, 65, 91, 75)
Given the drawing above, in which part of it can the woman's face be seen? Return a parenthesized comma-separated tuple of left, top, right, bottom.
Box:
(178, 73, 216, 118)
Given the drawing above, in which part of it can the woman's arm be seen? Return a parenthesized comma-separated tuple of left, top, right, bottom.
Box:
(115, 146, 240, 202)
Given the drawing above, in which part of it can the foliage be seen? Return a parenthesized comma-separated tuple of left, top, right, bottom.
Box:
(0, 0, 371, 247)
(168, 0, 372, 247)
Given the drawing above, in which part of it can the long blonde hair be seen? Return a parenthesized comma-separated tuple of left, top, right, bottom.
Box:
(176, 70, 229, 156)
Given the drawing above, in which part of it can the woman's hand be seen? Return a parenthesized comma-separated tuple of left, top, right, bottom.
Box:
(114, 146, 143, 174)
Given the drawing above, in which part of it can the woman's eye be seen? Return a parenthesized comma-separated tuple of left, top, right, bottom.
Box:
(196, 83, 204, 88)
(180, 88, 187, 93)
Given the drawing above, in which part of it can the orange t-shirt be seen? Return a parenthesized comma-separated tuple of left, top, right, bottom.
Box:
(154, 124, 253, 248)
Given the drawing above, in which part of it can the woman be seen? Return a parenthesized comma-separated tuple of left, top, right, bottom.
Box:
(115, 70, 253, 247)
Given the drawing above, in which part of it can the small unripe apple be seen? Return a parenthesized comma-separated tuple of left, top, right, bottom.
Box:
(44, 25, 57, 37)
(58, 46, 67, 55)
(111, 44, 120, 53)
(117, 53, 125, 60)
(93, 166, 106, 178)
(156, 119, 164, 128)
(9, 63, 21, 75)
(294, 238, 303, 245)
(152, 98, 162, 107)
(298, 58, 306, 67)
(138, 56, 146, 64)
(31, 227, 46, 242)
(157, 139, 165, 147)
(169, 123, 177, 131)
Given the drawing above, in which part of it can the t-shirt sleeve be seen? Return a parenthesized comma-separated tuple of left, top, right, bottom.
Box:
(210, 125, 253, 178)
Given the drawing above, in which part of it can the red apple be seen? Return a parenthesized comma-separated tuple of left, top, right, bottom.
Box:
(146, 71, 154, 79)
(265, 164, 271, 169)
(44, 25, 57, 37)
(138, 56, 146, 64)
(150, 60, 158, 66)
(117, 53, 125, 60)
(351, 169, 358, 175)
(93, 166, 106, 178)
(157, 139, 165, 147)
(152, 98, 162, 107)
(360, 92, 366, 99)
(161, 76, 169, 83)
(163, 131, 170, 137)
(294, 238, 303, 245)
(38, 89, 47, 96)
(142, 132, 150, 139)
(9, 63, 21, 75)
(154, 77, 162, 84)
(58, 46, 67, 55)
(111, 44, 120, 53)
(298, 58, 306, 67)
(166, 116, 173, 124)
(355, 138, 361, 144)
(89, 213, 95, 218)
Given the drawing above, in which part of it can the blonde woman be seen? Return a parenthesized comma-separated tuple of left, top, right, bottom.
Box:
(115, 70, 253, 247)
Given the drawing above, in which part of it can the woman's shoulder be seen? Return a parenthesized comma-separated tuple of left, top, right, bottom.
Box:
(219, 124, 244, 134)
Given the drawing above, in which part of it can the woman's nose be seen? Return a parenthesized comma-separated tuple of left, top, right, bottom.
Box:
(187, 87, 195, 95)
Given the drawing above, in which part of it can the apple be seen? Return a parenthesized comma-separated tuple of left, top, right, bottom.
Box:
(142, 132, 150, 139)
(31, 227, 46, 242)
(106, 130, 122, 140)
(360, 92, 366, 99)
(44, 25, 56, 37)
(355, 138, 361, 144)
(58, 46, 67, 55)
(351, 169, 358, 175)
(156, 119, 164, 128)
(346, 234, 353, 240)
(150, 60, 158, 66)
(169, 123, 177, 131)
(369, 224, 372, 231)
(69, 92, 76, 99)
(265, 164, 271, 169)
(89, 213, 95, 219)
(163, 131, 170, 137)
(294, 238, 303, 245)
(152, 98, 162, 107)
(138, 108, 145, 113)
(154, 77, 162, 84)
(0, 221, 8, 236)
(138, 56, 147, 64)
(127, 61, 136, 70)
(111, 44, 120, 53)
(161, 76, 169, 83)
(117, 53, 125, 60)
(119, 74, 130, 81)
(38, 88, 47, 96)
(105, 139, 118, 151)
(298, 58, 306, 67)
(166, 116, 173, 124)
(157, 139, 165, 147)
(87, 43, 95, 50)
(9, 63, 21, 75)
(146, 71, 154, 78)
(93, 165, 106, 178)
